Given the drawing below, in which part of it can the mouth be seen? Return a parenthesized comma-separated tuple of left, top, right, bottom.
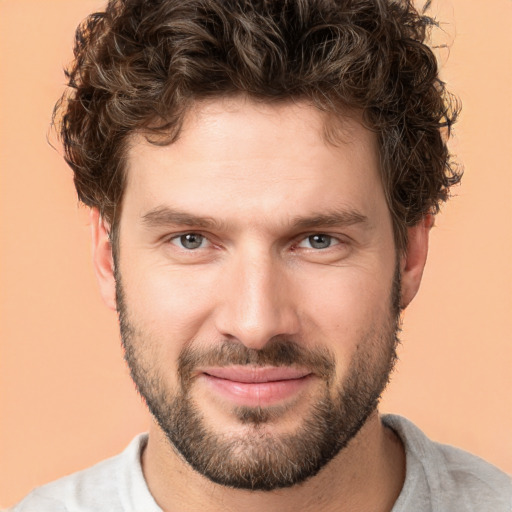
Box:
(199, 366, 313, 407)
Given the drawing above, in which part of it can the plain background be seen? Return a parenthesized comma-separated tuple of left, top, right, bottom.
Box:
(0, 0, 511, 508)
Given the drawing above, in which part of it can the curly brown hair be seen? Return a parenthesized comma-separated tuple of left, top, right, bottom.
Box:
(55, 0, 461, 253)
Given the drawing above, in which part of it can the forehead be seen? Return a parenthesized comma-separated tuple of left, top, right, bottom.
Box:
(122, 98, 387, 230)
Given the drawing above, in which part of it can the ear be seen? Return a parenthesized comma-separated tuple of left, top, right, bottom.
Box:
(400, 214, 434, 309)
(90, 208, 117, 311)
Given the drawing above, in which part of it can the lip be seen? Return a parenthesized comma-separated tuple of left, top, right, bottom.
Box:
(201, 365, 311, 382)
(199, 366, 313, 407)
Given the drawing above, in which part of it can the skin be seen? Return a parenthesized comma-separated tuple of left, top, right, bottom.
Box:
(91, 97, 431, 512)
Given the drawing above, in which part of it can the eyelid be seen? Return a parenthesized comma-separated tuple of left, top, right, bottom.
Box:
(161, 230, 349, 251)
(166, 231, 212, 249)
(294, 232, 346, 249)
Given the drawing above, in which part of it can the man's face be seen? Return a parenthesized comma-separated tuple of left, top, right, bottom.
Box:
(113, 98, 400, 490)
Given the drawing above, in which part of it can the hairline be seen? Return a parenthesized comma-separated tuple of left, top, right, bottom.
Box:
(106, 94, 411, 257)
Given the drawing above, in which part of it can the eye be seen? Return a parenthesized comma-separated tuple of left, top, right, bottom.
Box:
(298, 234, 339, 250)
(170, 233, 208, 250)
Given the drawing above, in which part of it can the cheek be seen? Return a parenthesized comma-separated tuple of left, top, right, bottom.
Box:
(120, 261, 221, 355)
(295, 265, 396, 358)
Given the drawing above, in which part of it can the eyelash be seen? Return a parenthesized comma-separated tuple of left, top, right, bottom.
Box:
(168, 232, 211, 250)
(295, 233, 342, 250)
(166, 232, 346, 252)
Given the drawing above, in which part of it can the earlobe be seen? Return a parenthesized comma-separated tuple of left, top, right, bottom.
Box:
(400, 215, 434, 310)
(90, 208, 117, 311)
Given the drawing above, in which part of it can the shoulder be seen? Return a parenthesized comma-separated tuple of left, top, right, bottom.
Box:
(9, 434, 150, 512)
(383, 414, 512, 511)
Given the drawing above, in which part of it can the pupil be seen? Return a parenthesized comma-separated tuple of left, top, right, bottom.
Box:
(181, 233, 203, 249)
(310, 234, 331, 249)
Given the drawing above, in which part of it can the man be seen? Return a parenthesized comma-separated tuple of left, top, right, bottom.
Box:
(10, 0, 510, 510)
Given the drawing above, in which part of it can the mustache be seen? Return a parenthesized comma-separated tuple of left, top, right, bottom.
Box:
(178, 337, 336, 383)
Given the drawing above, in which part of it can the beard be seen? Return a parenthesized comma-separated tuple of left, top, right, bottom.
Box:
(115, 265, 401, 491)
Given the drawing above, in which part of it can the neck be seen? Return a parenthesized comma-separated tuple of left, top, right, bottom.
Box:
(142, 411, 405, 512)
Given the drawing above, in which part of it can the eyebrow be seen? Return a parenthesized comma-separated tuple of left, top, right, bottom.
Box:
(141, 206, 226, 230)
(289, 209, 368, 230)
(140, 206, 368, 231)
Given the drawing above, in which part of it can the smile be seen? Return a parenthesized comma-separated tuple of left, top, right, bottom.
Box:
(199, 366, 313, 407)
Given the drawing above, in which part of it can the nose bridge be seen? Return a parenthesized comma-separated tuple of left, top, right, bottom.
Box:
(215, 244, 298, 349)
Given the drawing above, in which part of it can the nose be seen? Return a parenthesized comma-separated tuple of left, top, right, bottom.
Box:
(213, 249, 300, 350)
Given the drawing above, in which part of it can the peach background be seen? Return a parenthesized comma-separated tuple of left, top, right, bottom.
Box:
(0, 0, 511, 507)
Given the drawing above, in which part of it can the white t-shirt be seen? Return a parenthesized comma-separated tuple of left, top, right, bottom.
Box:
(9, 415, 512, 511)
